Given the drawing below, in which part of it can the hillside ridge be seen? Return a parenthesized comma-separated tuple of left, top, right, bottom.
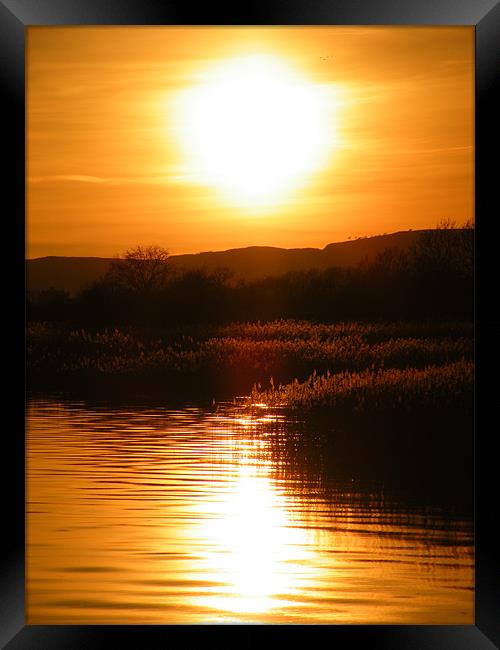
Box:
(27, 230, 427, 294)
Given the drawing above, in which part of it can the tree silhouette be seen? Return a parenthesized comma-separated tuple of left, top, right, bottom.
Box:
(411, 219, 474, 278)
(106, 245, 170, 294)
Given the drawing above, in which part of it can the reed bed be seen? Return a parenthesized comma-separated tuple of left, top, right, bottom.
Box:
(218, 319, 473, 342)
(247, 360, 474, 413)
(27, 322, 473, 384)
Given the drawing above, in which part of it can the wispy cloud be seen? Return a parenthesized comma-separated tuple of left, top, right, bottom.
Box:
(29, 174, 107, 184)
(28, 174, 189, 185)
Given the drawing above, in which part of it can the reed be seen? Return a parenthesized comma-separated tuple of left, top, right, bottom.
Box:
(27, 319, 474, 403)
(247, 360, 474, 413)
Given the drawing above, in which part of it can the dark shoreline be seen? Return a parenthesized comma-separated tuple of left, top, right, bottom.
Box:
(26, 316, 474, 514)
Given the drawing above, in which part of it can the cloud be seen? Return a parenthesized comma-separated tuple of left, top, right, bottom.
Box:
(29, 174, 107, 184)
(28, 174, 189, 185)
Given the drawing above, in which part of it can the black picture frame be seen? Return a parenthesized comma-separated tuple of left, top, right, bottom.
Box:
(3, 0, 499, 647)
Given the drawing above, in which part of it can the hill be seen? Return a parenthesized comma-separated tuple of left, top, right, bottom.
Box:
(27, 230, 425, 295)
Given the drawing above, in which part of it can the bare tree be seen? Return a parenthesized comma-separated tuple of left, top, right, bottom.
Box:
(106, 245, 171, 294)
(411, 219, 474, 278)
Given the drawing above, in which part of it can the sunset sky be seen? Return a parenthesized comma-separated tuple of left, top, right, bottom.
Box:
(27, 27, 474, 259)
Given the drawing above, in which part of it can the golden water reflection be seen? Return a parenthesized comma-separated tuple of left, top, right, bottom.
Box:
(190, 463, 317, 619)
(26, 400, 474, 624)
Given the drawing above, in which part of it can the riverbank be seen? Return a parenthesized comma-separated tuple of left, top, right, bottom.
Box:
(27, 318, 474, 512)
(27, 319, 473, 402)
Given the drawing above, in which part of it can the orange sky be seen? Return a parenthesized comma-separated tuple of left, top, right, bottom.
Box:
(27, 27, 474, 258)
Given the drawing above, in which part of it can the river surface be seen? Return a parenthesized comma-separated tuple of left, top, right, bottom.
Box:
(26, 397, 474, 624)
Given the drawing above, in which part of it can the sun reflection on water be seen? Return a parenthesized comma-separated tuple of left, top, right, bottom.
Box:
(27, 400, 474, 624)
(189, 456, 317, 618)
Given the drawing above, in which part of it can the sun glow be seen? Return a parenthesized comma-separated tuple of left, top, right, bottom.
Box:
(172, 54, 342, 207)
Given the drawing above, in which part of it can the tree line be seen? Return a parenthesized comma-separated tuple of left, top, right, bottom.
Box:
(27, 223, 474, 326)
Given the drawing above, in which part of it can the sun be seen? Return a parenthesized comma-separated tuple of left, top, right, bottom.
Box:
(172, 54, 341, 208)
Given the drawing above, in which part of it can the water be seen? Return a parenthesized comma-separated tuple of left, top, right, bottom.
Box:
(26, 397, 474, 624)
